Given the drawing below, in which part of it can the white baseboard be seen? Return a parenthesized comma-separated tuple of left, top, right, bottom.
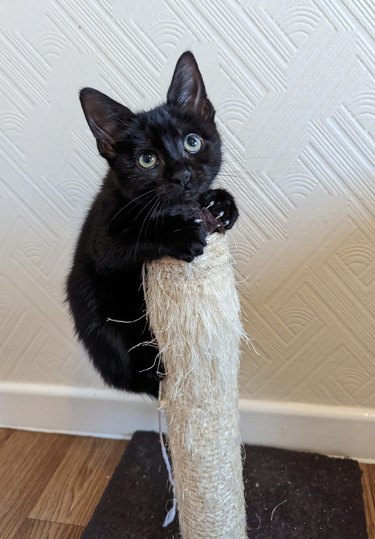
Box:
(238, 398, 375, 462)
(1, 382, 375, 461)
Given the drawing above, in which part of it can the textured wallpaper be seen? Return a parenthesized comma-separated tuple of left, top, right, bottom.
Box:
(0, 0, 374, 407)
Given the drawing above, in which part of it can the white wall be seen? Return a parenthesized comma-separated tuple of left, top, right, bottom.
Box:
(1, 0, 374, 414)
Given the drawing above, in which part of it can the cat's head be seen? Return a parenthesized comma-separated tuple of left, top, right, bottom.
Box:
(79, 52, 221, 205)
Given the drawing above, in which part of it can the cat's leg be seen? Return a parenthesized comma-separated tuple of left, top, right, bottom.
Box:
(81, 323, 162, 397)
(165, 217, 207, 262)
(122, 213, 208, 264)
(91, 209, 207, 270)
(146, 206, 208, 262)
(130, 345, 164, 398)
(199, 189, 239, 230)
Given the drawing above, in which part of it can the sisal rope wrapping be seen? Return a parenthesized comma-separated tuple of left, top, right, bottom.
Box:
(144, 232, 247, 539)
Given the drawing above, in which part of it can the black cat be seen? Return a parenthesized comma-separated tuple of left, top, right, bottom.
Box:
(66, 51, 239, 397)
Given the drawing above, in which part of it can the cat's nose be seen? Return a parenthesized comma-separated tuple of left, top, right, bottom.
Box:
(172, 170, 191, 188)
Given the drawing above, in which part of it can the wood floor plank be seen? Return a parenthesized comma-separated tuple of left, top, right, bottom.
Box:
(0, 430, 74, 539)
(29, 436, 127, 527)
(360, 463, 375, 539)
(13, 519, 83, 539)
(0, 428, 14, 448)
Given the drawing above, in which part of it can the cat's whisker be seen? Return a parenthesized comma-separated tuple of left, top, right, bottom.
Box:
(106, 189, 156, 226)
(131, 193, 159, 225)
(153, 200, 160, 245)
(161, 198, 169, 234)
(134, 196, 161, 259)
(125, 195, 159, 247)
(158, 198, 168, 242)
(155, 198, 168, 243)
(145, 198, 162, 240)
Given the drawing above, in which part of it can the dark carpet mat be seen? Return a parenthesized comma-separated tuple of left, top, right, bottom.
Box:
(82, 431, 367, 539)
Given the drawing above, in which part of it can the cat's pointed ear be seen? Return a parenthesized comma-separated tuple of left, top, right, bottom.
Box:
(167, 51, 215, 121)
(79, 88, 134, 159)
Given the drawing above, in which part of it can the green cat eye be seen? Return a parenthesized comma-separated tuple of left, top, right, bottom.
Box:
(184, 133, 203, 154)
(138, 152, 157, 169)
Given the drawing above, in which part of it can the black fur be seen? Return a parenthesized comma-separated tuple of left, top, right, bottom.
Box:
(66, 52, 239, 397)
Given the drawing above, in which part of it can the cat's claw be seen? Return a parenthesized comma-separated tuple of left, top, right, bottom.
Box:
(200, 189, 239, 230)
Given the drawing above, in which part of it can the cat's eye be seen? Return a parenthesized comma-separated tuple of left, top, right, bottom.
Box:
(184, 133, 203, 154)
(138, 152, 157, 169)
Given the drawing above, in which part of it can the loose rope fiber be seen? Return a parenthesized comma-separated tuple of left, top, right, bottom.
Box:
(144, 232, 247, 538)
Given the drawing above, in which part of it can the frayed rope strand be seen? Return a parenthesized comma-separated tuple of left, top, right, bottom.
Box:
(158, 408, 177, 527)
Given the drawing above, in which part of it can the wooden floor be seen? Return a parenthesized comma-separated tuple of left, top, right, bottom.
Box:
(0, 428, 127, 539)
(362, 463, 375, 538)
(0, 429, 374, 539)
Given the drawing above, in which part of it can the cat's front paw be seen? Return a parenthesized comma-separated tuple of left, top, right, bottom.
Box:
(200, 188, 239, 230)
(172, 220, 207, 262)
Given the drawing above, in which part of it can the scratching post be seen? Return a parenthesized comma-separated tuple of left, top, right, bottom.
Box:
(144, 229, 247, 538)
